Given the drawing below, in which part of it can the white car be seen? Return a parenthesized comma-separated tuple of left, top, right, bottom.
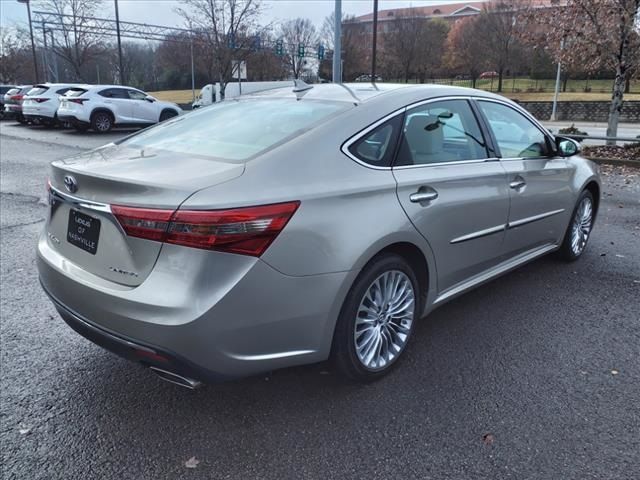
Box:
(22, 83, 86, 126)
(57, 85, 182, 132)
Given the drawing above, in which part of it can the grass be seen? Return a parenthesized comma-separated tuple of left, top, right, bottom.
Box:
(150, 78, 640, 104)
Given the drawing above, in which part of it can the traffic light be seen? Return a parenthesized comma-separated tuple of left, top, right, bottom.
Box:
(275, 39, 284, 56)
(298, 43, 305, 58)
(317, 45, 325, 60)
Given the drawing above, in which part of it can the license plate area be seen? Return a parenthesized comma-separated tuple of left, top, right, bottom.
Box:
(67, 209, 100, 255)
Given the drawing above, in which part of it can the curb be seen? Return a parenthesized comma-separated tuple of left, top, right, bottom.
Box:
(585, 157, 640, 168)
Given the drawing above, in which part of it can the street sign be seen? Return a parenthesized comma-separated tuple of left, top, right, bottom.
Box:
(231, 60, 247, 80)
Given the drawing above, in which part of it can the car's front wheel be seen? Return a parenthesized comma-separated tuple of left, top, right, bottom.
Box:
(159, 110, 178, 122)
(91, 111, 113, 133)
(559, 189, 594, 261)
(332, 253, 419, 381)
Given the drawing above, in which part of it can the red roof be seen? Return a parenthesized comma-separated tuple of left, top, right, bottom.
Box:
(352, 2, 488, 22)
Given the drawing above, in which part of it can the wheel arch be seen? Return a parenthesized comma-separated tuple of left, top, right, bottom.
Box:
(583, 180, 600, 220)
(160, 107, 179, 120)
(90, 108, 115, 123)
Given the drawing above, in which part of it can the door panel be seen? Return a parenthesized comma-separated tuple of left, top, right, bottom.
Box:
(392, 99, 510, 294)
(476, 100, 574, 256)
(128, 89, 158, 123)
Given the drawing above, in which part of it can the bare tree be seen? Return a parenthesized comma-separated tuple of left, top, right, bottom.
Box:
(277, 18, 317, 79)
(177, 0, 266, 99)
(35, 0, 106, 81)
(475, 1, 521, 92)
(382, 15, 448, 83)
(521, 0, 640, 142)
(445, 17, 487, 87)
(320, 13, 366, 81)
(0, 28, 28, 83)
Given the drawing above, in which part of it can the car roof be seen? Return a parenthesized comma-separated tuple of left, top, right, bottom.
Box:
(246, 82, 508, 106)
(83, 84, 143, 90)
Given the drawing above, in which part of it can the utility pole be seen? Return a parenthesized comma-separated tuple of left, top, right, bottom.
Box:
(333, 0, 342, 83)
(550, 38, 565, 122)
(41, 21, 49, 82)
(371, 0, 378, 83)
(114, 0, 124, 84)
(17, 0, 40, 83)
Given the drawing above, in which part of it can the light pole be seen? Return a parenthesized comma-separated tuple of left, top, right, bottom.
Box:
(550, 38, 565, 122)
(371, 0, 378, 83)
(17, 0, 40, 83)
(332, 0, 342, 83)
(114, 0, 125, 84)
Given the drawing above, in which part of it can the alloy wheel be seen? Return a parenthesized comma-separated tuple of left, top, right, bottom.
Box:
(95, 114, 111, 132)
(571, 196, 593, 256)
(354, 270, 415, 370)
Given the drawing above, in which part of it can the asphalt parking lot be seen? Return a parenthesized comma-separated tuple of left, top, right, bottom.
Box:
(1, 120, 639, 480)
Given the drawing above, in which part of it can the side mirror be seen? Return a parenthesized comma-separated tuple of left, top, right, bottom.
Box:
(145, 96, 156, 103)
(556, 136, 581, 157)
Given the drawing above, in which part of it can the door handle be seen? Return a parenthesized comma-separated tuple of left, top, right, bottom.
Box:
(410, 190, 438, 203)
(509, 177, 526, 190)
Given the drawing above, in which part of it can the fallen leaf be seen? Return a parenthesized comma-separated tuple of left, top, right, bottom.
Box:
(611, 370, 619, 376)
(482, 433, 495, 445)
(19, 428, 30, 435)
(615, 254, 626, 258)
(185, 456, 200, 469)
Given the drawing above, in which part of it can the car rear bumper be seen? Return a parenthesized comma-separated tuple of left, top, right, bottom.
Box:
(37, 230, 353, 381)
(58, 114, 90, 127)
(4, 104, 22, 113)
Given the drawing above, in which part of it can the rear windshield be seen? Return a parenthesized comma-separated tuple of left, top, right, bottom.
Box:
(120, 98, 351, 161)
(27, 86, 49, 96)
(5, 88, 20, 96)
(64, 88, 88, 97)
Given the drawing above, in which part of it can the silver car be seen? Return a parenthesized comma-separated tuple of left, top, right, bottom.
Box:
(37, 84, 600, 388)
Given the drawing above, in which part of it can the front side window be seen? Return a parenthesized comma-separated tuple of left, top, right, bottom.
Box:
(127, 90, 147, 100)
(478, 101, 551, 158)
(396, 99, 487, 166)
(120, 98, 351, 162)
(99, 88, 128, 99)
(348, 115, 402, 167)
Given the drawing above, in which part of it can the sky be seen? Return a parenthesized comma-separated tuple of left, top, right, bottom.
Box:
(0, 0, 484, 31)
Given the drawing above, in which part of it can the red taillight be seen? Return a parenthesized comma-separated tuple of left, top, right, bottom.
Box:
(10, 94, 23, 101)
(112, 202, 300, 257)
(68, 98, 88, 104)
(33, 98, 49, 103)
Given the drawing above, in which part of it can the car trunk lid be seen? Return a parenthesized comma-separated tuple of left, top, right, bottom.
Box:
(46, 144, 245, 286)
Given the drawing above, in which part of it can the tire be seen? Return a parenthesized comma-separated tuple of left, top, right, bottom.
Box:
(91, 111, 113, 133)
(159, 110, 178, 122)
(558, 189, 595, 261)
(331, 253, 420, 382)
(16, 114, 26, 124)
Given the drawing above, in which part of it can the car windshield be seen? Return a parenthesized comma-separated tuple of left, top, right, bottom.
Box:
(64, 88, 88, 97)
(120, 98, 351, 162)
(27, 86, 49, 96)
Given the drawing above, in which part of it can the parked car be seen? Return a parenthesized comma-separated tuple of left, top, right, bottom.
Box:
(58, 85, 182, 132)
(3, 85, 33, 123)
(355, 74, 383, 82)
(37, 83, 600, 388)
(0, 85, 17, 119)
(193, 81, 291, 109)
(480, 71, 499, 79)
(22, 83, 84, 126)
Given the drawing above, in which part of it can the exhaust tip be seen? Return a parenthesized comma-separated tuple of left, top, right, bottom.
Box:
(150, 366, 202, 390)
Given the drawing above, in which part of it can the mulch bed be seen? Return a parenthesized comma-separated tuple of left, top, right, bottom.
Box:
(583, 143, 640, 162)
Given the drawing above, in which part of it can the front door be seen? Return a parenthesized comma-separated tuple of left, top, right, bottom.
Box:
(392, 99, 510, 295)
(128, 89, 158, 123)
(476, 100, 574, 257)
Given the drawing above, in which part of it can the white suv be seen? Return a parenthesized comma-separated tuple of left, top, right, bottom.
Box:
(22, 83, 85, 126)
(57, 85, 182, 132)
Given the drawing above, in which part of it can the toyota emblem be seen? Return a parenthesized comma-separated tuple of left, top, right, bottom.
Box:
(64, 175, 78, 193)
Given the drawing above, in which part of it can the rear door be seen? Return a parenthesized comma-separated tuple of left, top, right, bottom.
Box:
(392, 98, 510, 295)
(476, 100, 574, 256)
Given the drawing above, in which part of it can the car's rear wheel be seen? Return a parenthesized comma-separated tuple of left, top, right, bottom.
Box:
(558, 189, 594, 261)
(332, 253, 419, 381)
(159, 110, 178, 122)
(91, 111, 113, 133)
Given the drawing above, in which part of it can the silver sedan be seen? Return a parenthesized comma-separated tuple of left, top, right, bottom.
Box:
(37, 83, 600, 387)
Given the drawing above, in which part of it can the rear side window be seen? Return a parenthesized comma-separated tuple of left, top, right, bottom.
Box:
(99, 88, 128, 99)
(121, 98, 351, 162)
(64, 88, 88, 97)
(397, 99, 488, 166)
(347, 115, 402, 167)
(27, 86, 49, 96)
